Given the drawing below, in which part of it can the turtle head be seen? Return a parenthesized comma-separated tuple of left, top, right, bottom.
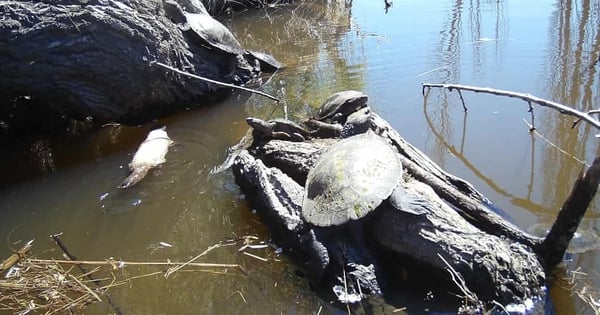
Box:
(341, 107, 372, 138)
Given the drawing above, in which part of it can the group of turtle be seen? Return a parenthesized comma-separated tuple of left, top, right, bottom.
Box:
(246, 90, 424, 231)
(164, 0, 281, 74)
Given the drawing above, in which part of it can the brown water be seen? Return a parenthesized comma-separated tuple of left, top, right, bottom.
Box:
(1, 0, 600, 314)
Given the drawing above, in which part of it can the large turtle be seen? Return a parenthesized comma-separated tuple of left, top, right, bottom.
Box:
(302, 132, 424, 227)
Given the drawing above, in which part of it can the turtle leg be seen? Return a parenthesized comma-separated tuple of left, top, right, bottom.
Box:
(290, 132, 306, 142)
(304, 119, 343, 138)
(271, 131, 292, 141)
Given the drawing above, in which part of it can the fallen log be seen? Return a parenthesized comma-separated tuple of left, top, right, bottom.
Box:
(230, 86, 600, 311)
(232, 108, 549, 311)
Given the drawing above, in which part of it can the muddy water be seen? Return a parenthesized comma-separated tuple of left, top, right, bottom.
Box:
(1, 0, 600, 314)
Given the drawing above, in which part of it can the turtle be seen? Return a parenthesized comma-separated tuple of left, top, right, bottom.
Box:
(244, 50, 283, 73)
(247, 117, 311, 142)
(302, 132, 425, 227)
(315, 90, 369, 123)
(306, 106, 372, 139)
(181, 11, 245, 56)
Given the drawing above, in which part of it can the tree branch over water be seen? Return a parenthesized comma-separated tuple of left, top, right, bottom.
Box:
(422, 82, 600, 269)
(422, 83, 600, 131)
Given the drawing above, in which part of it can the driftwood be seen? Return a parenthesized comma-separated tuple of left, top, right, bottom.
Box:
(233, 113, 549, 310)
(0, 0, 275, 129)
(231, 83, 600, 311)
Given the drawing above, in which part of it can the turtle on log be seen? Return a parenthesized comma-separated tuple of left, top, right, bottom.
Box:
(246, 117, 311, 142)
(303, 132, 424, 226)
(306, 91, 370, 138)
(315, 90, 368, 123)
(164, 1, 281, 73)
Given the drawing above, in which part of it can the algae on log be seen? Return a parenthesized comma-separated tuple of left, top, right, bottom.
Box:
(232, 113, 548, 309)
(0, 0, 260, 126)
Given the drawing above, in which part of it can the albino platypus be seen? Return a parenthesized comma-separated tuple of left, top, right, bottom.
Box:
(119, 127, 173, 189)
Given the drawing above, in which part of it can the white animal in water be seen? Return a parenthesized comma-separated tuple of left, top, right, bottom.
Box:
(119, 127, 173, 189)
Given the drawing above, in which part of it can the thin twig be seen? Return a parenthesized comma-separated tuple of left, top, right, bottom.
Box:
(522, 119, 587, 166)
(151, 61, 281, 102)
(69, 274, 102, 302)
(456, 89, 467, 112)
(422, 83, 600, 130)
(164, 243, 234, 277)
(437, 254, 479, 304)
(29, 258, 244, 270)
(242, 251, 268, 262)
(527, 101, 535, 131)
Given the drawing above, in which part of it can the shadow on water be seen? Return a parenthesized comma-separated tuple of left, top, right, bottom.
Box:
(2, 0, 600, 314)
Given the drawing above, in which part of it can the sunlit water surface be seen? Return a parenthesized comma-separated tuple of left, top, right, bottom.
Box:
(1, 0, 600, 314)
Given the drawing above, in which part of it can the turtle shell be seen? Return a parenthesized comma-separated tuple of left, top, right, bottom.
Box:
(184, 12, 244, 55)
(316, 90, 368, 122)
(302, 133, 403, 226)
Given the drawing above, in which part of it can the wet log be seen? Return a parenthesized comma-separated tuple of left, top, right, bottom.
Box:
(537, 154, 600, 267)
(232, 113, 548, 309)
(0, 0, 263, 126)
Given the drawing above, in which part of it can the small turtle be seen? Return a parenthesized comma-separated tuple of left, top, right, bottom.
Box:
(316, 90, 368, 123)
(303, 132, 424, 227)
(181, 11, 244, 56)
(306, 106, 372, 139)
(244, 50, 283, 73)
(247, 117, 311, 142)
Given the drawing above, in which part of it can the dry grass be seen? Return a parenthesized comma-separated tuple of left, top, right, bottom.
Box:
(0, 235, 267, 314)
(0, 260, 107, 314)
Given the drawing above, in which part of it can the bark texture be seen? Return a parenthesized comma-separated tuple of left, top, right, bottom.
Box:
(0, 0, 257, 126)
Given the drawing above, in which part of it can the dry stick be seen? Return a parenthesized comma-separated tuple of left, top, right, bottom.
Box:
(438, 254, 478, 305)
(28, 258, 247, 274)
(164, 243, 237, 278)
(537, 154, 600, 268)
(151, 61, 281, 102)
(69, 274, 102, 302)
(50, 234, 124, 315)
(421, 83, 600, 130)
(0, 240, 33, 273)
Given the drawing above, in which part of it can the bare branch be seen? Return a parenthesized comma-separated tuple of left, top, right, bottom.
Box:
(152, 61, 281, 102)
(422, 83, 600, 130)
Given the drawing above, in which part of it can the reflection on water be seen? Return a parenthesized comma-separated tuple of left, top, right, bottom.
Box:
(1, 0, 600, 313)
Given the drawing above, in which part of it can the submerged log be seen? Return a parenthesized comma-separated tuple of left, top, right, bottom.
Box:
(0, 0, 275, 128)
(232, 111, 549, 310)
